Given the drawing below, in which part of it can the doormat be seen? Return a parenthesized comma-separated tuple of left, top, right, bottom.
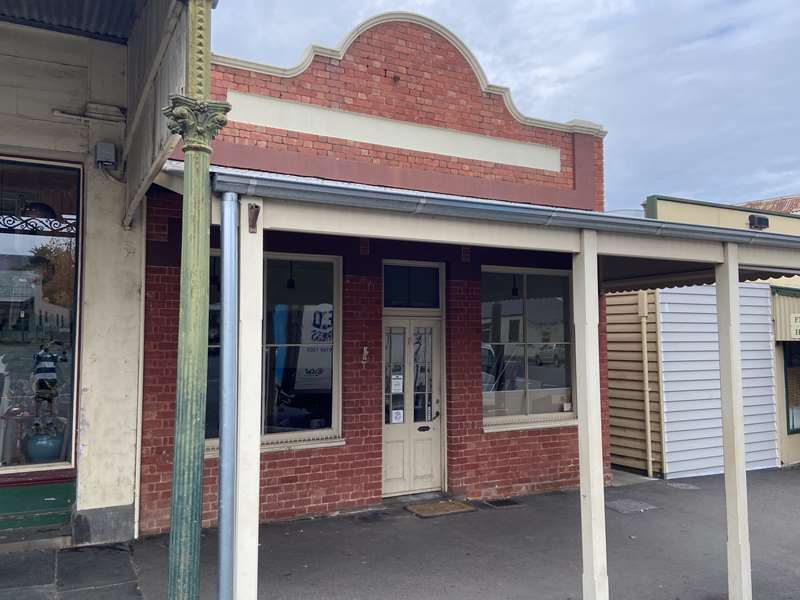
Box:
(605, 499, 658, 514)
(405, 500, 476, 518)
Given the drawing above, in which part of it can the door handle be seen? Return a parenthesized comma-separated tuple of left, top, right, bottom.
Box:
(417, 425, 431, 432)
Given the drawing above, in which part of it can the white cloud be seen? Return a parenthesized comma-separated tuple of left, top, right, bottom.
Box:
(212, 0, 800, 210)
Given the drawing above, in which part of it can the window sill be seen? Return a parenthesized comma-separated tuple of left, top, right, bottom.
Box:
(483, 413, 578, 433)
(204, 435, 346, 458)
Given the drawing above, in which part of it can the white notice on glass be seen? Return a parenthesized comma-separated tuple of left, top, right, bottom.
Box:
(391, 374, 404, 394)
(391, 409, 404, 424)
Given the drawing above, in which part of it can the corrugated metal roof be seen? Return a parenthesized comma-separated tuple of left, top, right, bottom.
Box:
(741, 195, 800, 215)
(0, 0, 141, 44)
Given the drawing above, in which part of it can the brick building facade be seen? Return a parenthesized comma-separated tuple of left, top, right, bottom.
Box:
(138, 13, 609, 535)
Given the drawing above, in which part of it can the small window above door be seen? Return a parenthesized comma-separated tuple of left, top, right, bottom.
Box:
(383, 264, 440, 309)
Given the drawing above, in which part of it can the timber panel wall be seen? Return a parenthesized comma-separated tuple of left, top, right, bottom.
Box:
(659, 283, 779, 478)
(607, 291, 664, 475)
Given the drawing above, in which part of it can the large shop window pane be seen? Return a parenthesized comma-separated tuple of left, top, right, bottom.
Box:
(525, 274, 570, 343)
(266, 260, 333, 345)
(384, 265, 439, 309)
(0, 160, 79, 468)
(264, 259, 335, 434)
(481, 272, 523, 344)
(481, 270, 572, 419)
(205, 254, 221, 439)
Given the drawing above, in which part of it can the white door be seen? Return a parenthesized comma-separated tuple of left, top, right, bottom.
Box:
(382, 318, 442, 496)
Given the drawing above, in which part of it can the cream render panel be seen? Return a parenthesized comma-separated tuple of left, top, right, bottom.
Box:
(227, 91, 562, 172)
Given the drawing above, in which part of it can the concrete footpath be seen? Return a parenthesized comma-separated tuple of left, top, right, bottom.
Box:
(2, 467, 798, 599)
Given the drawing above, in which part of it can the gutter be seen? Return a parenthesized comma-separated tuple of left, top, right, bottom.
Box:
(161, 161, 800, 251)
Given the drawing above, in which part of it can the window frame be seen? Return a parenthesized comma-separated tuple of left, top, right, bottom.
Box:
(480, 265, 577, 433)
(0, 155, 83, 475)
(260, 252, 343, 447)
(205, 251, 343, 455)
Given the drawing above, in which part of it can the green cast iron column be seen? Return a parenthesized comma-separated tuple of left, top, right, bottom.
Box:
(163, 0, 230, 597)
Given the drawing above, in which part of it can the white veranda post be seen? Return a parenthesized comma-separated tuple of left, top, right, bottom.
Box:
(572, 229, 609, 600)
(715, 242, 753, 600)
(234, 199, 264, 599)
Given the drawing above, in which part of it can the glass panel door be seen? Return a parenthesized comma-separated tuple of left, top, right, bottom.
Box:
(384, 326, 406, 425)
(413, 326, 434, 422)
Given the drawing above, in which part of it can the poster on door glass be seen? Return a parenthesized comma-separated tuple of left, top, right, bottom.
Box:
(391, 374, 403, 394)
(391, 409, 404, 423)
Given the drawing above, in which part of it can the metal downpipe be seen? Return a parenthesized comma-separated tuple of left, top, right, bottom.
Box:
(218, 191, 239, 600)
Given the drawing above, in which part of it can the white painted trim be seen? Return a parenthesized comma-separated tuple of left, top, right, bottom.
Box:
(228, 91, 561, 173)
(597, 231, 724, 264)
(0, 155, 83, 476)
(258, 197, 581, 254)
(133, 200, 147, 538)
(205, 436, 345, 458)
(654, 289, 668, 477)
(573, 229, 609, 600)
(211, 12, 606, 138)
(715, 243, 753, 600)
(480, 264, 574, 430)
(234, 198, 263, 600)
(481, 265, 572, 276)
(483, 417, 578, 433)
(262, 251, 343, 443)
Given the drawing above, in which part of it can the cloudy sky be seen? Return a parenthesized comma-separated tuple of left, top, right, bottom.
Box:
(212, 0, 800, 211)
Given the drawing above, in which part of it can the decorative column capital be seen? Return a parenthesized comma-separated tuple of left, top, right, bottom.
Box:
(163, 95, 231, 153)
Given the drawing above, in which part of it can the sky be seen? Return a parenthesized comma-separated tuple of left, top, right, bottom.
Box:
(212, 0, 800, 212)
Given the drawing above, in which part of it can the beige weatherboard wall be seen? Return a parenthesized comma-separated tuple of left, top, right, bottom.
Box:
(606, 291, 664, 476)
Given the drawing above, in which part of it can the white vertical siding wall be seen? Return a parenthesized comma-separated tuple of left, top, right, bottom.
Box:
(658, 283, 779, 478)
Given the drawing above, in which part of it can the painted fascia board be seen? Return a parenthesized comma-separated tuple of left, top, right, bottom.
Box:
(210, 11, 607, 138)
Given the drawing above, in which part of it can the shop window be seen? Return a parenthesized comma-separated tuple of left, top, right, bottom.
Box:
(384, 264, 439, 309)
(205, 253, 221, 439)
(0, 159, 80, 469)
(205, 254, 341, 444)
(481, 268, 572, 428)
(785, 342, 800, 434)
(263, 256, 339, 438)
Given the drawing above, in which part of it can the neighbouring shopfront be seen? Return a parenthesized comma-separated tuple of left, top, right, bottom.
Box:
(0, 3, 187, 546)
(772, 287, 800, 465)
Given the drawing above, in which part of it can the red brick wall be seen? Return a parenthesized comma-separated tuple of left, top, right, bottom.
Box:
(445, 279, 611, 498)
(139, 196, 385, 533)
(139, 190, 611, 534)
(139, 192, 181, 534)
(208, 19, 604, 211)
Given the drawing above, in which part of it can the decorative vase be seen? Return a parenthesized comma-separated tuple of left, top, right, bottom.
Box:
(24, 432, 64, 463)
